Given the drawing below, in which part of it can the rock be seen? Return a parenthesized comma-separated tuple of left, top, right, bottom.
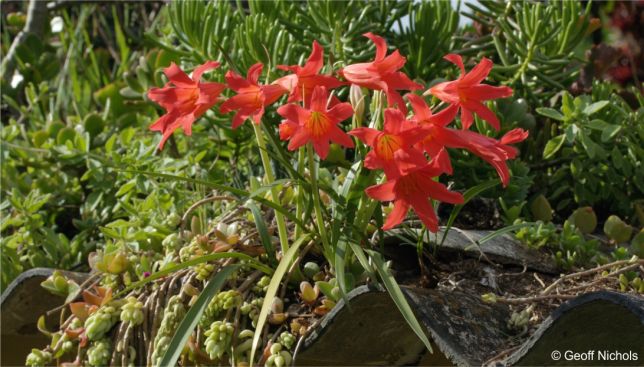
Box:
(381, 226, 559, 274)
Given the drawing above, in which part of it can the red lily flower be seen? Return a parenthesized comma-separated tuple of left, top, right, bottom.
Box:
(340, 33, 423, 113)
(407, 93, 528, 186)
(366, 159, 464, 231)
(349, 108, 427, 179)
(426, 54, 513, 130)
(148, 61, 225, 149)
(277, 86, 354, 159)
(275, 41, 344, 107)
(219, 63, 288, 129)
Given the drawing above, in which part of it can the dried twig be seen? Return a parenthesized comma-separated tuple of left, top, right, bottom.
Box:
(542, 259, 643, 295)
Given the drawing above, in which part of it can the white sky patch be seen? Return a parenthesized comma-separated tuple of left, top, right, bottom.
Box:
(50, 16, 64, 33)
(11, 71, 24, 88)
(394, 0, 477, 32)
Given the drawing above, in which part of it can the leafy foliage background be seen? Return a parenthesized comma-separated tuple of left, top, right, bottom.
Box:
(1, 0, 643, 291)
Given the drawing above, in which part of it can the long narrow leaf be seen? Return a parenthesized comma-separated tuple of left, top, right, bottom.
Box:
(439, 179, 499, 247)
(249, 235, 310, 366)
(158, 265, 239, 367)
(115, 252, 271, 297)
(122, 169, 312, 237)
(247, 201, 277, 265)
(366, 250, 433, 353)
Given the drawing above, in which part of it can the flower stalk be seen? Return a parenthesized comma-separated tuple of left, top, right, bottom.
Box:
(307, 143, 331, 257)
(252, 123, 290, 254)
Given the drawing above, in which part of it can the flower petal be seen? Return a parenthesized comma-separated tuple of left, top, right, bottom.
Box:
(466, 84, 513, 101)
(348, 127, 380, 146)
(192, 60, 220, 82)
(411, 198, 439, 232)
(376, 50, 406, 74)
(460, 107, 474, 130)
(328, 124, 354, 148)
(364, 32, 388, 61)
(287, 128, 310, 151)
(462, 101, 500, 130)
(460, 57, 493, 86)
(261, 84, 288, 105)
(197, 82, 225, 105)
(279, 120, 298, 140)
(309, 86, 328, 111)
(247, 63, 264, 85)
(326, 102, 353, 123)
(423, 179, 464, 205)
(406, 93, 433, 122)
(385, 91, 408, 114)
(443, 54, 465, 75)
(313, 139, 330, 159)
(225, 70, 252, 91)
(365, 180, 396, 201)
(382, 200, 410, 230)
(277, 103, 305, 124)
(300, 40, 324, 76)
(501, 128, 529, 145)
(164, 63, 194, 87)
(428, 103, 458, 127)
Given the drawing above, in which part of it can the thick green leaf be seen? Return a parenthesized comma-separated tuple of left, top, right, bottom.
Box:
(543, 134, 565, 159)
(158, 265, 239, 367)
(583, 101, 609, 115)
(601, 124, 622, 142)
(536, 107, 564, 121)
(249, 235, 310, 366)
(366, 250, 433, 353)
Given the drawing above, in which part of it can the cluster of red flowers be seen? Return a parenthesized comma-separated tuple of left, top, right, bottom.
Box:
(147, 33, 528, 232)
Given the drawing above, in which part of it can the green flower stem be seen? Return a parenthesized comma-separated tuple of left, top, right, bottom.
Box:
(294, 148, 306, 239)
(252, 123, 290, 254)
(307, 143, 331, 255)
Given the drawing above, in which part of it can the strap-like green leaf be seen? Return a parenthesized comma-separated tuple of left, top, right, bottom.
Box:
(247, 201, 277, 266)
(249, 234, 310, 366)
(158, 265, 239, 367)
(366, 250, 433, 353)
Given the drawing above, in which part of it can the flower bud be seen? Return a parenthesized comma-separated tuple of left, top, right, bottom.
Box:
(350, 85, 365, 123)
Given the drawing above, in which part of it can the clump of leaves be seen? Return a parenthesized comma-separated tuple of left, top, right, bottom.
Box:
(536, 87, 644, 219)
(515, 220, 602, 269)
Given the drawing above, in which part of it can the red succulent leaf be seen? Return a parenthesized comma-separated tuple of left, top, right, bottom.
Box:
(69, 302, 91, 322)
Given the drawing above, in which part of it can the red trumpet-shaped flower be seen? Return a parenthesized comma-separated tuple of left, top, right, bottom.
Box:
(147, 61, 225, 149)
(349, 108, 427, 179)
(366, 158, 464, 231)
(426, 54, 513, 130)
(407, 93, 528, 186)
(220, 63, 288, 129)
(275, 41, 344, 107)
(277, 86, 354, 159)
(340, 33, 423, 113)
